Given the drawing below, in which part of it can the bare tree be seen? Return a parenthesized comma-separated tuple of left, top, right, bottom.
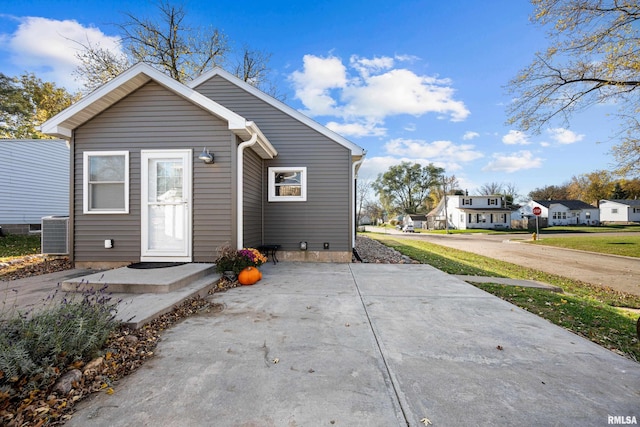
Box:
(119, 1, 228, 83)
(74, 1, 276, 94)
(73, 38, 130, 92)
(476, 182, 503, 196)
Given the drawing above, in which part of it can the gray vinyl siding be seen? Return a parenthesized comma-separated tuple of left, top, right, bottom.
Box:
(0, 139, 69, 225)
(194, 76, 353, 252)
(73, 81, 234, 263)
(243, 147, 263, 248)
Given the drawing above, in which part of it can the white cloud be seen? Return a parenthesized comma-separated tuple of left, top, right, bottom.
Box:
(0, 16, 122, 91)
(547, 127, 585, 144)
(289, 54, 470, 132)
(463, 131, 479, 140)
(289, 55, 348, 116)
(502, 130, 531, 145)
(349, 55, 395, 77)
(381, 137, 483, 172)
(482, 150, 543, 173)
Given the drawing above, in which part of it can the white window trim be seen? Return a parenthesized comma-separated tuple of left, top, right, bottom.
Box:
(268, 167, 307, 202)
(83, 151, 130, 214)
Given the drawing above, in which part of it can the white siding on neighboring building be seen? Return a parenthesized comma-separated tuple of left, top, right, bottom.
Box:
(600, 200, 640, 223)
(434, 195, 511, 230)
(0, 139, 69, 226)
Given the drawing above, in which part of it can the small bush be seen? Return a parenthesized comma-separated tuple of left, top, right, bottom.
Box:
(0, 284, 120, 400)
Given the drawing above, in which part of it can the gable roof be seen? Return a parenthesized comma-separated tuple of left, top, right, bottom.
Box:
(407, 214, 428, 221)
(40, 63, 277, 159)
(534, 200, 597, 210)
(601, 199, 640, 207)
(188, 67, 366, 158)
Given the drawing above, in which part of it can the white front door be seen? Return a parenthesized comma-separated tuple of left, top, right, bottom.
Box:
(141, 150, 192, 261)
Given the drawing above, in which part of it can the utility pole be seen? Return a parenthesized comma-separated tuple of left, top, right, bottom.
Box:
(442, 176, 449, 234)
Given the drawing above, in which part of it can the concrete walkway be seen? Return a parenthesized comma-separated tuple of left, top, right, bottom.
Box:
(65, 263, 639, 427)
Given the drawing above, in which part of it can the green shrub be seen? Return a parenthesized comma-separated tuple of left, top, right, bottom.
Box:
(0, 284, 120, 398)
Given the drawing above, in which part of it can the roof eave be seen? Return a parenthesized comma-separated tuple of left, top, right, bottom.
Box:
(40, 63, 252, 140)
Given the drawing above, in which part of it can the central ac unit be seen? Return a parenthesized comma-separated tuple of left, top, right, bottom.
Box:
(41, 216, 69, 255)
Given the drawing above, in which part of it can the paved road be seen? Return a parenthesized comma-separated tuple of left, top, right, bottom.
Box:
(366, 227, 640, 297)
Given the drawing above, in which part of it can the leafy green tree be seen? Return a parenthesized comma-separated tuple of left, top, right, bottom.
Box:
(567, 170, 615, 205)
(373, 162, 444, 214)
(0, 73, 79, 139)
(528, 184, 570, 200)
(618, 178, 640, 199)
(610, 182, 628, 199)
(507, 0, 640, 177)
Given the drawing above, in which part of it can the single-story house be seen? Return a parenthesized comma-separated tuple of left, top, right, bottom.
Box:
(427, 195, 511, 230)
(0, 139, 69, 234)
(521, 200, 600, 226)
(40, 63, 365, 268)
(599, 199, 640, 223)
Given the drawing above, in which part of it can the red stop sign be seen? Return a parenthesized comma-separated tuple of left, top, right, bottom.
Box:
(533, 206, 542, 216)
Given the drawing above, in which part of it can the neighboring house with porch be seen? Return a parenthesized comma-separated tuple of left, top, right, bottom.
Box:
(40, 63, 365, 268)
(0, 139, 69, 234)
(427, 195, 511, 230)
(521, 200, 599, 226)
(599, 199, 640, 223)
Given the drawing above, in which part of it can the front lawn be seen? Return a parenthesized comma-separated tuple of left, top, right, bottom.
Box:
(0, 234, 40, 260)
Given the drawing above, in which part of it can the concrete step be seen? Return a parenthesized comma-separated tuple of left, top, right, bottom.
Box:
(61, 263, 217, 294)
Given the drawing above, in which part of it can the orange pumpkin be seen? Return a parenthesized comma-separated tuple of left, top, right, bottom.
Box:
(238, 266, 261, 285)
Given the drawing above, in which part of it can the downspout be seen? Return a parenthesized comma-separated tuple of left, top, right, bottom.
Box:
(236, 132, 258, 249)
(351, 156, 365, 248)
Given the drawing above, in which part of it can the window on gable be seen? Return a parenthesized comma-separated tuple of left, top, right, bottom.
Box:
(268, 167, 307, 202)
(488, 198, 498, 205)
(462, 198, 472, 206)
(83, 151, 129, 214)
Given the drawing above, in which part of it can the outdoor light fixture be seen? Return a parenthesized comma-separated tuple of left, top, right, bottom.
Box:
(198, 147, 214, 164)
(299, 241, 307, 250)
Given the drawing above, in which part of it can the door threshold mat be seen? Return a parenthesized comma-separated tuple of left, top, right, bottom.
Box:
(127, 262, 187, 269)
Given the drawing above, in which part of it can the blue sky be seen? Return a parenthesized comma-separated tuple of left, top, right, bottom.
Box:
(0, 0, 616, 199)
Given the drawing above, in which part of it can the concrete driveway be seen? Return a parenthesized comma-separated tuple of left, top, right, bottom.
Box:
(67, 263, 639, 427)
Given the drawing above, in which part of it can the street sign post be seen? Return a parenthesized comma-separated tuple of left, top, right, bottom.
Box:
(532, 206, 542, 239)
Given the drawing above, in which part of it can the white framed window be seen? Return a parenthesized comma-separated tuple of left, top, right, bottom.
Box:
(83, 151, 129, 214)
(268, 167, 307, 202)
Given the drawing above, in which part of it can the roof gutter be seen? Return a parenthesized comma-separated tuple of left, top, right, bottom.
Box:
(236, 132, 258, 249)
